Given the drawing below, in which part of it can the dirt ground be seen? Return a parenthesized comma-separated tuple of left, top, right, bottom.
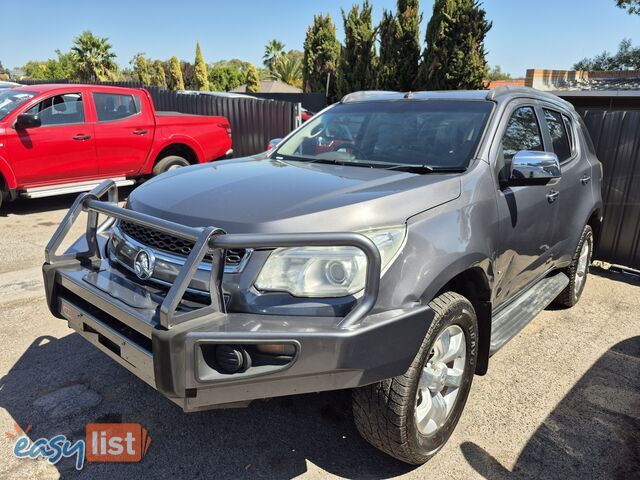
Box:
(0, 192, 638, 479)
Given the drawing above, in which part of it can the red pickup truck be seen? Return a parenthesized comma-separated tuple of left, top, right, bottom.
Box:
(0, 84, 232, 208)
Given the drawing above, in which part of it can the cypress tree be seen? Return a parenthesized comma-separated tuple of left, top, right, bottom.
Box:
(303, 13, 341, 100)
(338, 1, 378, 96)
(194, 42, 209, 91)
(396, 0, 422, 90)
(378, 10, 400, 90)
(168, 56, 185, 91)
(246, 64, 260, 93)
(421, 0, 491, 90)
(151, 60, 167, 88)
(378, 1, 422, 91)
(132, 53, 151, 85)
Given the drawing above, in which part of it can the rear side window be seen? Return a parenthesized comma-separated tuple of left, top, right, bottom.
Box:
(543, 109, 572, 162)
(93, 93, 140, 122)
(501, 106, 544, 162)
(562, 113, 575, 151)
(26, 93, 85, 126)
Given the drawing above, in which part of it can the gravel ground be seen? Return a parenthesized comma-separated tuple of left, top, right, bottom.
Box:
(0, 194, 638, 480)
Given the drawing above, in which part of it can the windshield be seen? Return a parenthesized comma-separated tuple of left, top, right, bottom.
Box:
(275, 100, 493, 170)
(0, 90, 37, 122)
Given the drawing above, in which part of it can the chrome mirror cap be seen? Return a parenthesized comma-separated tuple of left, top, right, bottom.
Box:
(509, 150, 561, 186)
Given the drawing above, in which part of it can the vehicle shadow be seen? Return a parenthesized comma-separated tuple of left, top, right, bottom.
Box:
(461, 336, 640, 479)
(0, 186, 135, 217)
(0, 334, 415, 479)
(590, 264, 640, 286)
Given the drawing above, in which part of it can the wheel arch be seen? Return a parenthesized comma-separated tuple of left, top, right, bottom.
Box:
(153, 143, 199, 167)
(586, 207, 603, 255)
(0, 155, 17, 190)
(431, 263, 493, 376)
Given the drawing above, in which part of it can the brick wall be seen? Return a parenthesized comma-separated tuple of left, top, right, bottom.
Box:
(526, 68, 640, 90)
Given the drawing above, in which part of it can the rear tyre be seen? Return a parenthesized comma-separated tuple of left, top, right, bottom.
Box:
(554, 224, 593, 308)
(352, 292, 478, 464)
(152, 155, 190, 175)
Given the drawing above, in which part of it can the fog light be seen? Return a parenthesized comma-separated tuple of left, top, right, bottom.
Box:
(215, 345, 249, 373)
(256, 344, 296, 356)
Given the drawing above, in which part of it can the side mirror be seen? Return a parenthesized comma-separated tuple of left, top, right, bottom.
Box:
(15, 113, 41, 130)
(508, 150, 561, 186)
(267, 138, 283, 150)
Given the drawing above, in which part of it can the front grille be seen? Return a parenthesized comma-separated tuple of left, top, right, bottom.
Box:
(119, 220, 247, 268)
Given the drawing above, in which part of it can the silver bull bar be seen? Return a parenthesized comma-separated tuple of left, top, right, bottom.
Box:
(45, 180, 382, 330)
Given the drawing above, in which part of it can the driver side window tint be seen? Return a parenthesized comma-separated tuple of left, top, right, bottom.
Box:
(501, 106, 544, 163)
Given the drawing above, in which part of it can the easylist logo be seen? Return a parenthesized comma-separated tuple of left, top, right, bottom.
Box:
(86, 423, 151, 462)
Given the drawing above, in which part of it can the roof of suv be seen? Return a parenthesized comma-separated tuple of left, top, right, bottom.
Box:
(340, 86, 574, 110)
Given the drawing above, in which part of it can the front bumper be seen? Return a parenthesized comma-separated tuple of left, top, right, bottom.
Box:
(42, 181, 433, 411)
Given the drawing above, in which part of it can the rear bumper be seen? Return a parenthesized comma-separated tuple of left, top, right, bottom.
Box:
(44, 261, 432, 411)
(42, 180, 432, 411)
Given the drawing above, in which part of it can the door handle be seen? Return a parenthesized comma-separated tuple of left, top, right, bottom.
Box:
(133, 129, 148, 135)
(546, 189, 560, 203)
(580, 175, 591, 185)
(72, 135, 91, 141)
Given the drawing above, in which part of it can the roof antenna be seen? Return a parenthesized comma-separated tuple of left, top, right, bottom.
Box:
(404, 92, 414, 99)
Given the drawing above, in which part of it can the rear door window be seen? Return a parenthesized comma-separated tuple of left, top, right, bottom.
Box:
(93, 93, 140, 122)
(26, 93, 85, 126)
(500, 106, 544, 163)
(543, 109, 572, 162)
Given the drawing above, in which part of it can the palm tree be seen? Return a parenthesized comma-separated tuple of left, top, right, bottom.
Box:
(263, 39, 285, 72)
(71, 31, 117, 82)
(272, 55, 302, 88)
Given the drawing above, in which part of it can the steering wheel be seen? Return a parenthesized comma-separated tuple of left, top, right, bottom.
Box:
(331, 142, 364, 158)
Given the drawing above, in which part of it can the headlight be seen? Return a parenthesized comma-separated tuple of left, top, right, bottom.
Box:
(255, 226, 406, 297)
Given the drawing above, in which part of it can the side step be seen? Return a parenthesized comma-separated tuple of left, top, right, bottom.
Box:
(490, 272, 569, 354)
(21, 178, 135, 199)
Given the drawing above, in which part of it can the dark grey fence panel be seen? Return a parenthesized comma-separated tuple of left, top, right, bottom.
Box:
(19, 80, 296, 157)
(249, 93, 327, 112)
(580, 109, 640, 269)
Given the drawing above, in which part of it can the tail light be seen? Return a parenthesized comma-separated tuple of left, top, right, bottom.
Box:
(218, 123, 232, 139)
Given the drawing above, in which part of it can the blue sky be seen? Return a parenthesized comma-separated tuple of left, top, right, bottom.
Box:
(1, 0, 637, 76)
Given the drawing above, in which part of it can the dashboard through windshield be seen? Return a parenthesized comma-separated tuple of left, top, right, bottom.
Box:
(274, 100, 493, 170)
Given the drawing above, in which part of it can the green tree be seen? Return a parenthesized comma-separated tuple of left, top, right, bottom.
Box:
(168, 56, 185, 90)
(131, 53, 151, 84)
(272, 54, 303, 88)
(378, 1, 422, 90)
(0, 60, 8, 76)
(180, 61, 197, 90)
(303, 13, 341, 99)
(263, 39, 286, 72)
(194, 42, 209, 91)
(573, 38, 640, 71)
(208, 65, 244, 91)
(22, 50, 76, 80)
(338, 1, 378, 96)
(378, 10, 400, 89)
(486, 65, 512, 81)
(70, 31, 118, 82)
(151, 60, 167, 88)
(616, 0, 640, 14)
(421, 0, 492, 90)
(246, 64, 261, 93)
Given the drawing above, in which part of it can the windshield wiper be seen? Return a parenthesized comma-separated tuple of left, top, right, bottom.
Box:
(384, 164, 466, 174)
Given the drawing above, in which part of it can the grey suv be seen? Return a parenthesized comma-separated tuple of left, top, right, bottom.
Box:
(43, 87, 602, 464)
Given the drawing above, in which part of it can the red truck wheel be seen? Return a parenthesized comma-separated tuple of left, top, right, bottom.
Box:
(153, 155, 190, 175)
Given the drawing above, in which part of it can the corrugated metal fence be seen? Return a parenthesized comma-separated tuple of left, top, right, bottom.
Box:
(19, 80, 297, 157)
(145, 88, 296, 157)
(579, 108, 640, 269)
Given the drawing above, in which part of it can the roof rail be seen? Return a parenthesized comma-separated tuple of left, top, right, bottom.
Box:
(340, 90, 399, 103)
(487, 85, 573, 108)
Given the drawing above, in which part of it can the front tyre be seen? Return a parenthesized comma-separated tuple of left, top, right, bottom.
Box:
(352, 292, 478, 464)
(554, 224, 593, 308)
